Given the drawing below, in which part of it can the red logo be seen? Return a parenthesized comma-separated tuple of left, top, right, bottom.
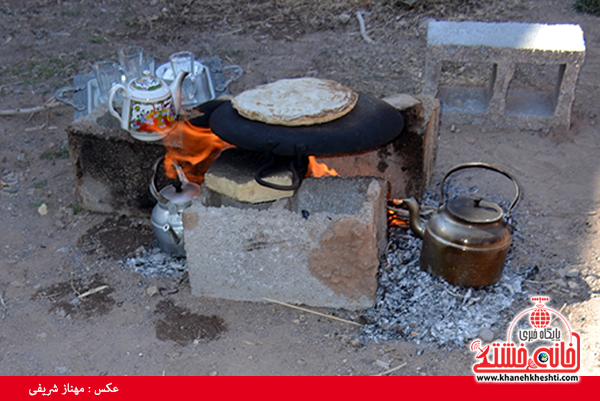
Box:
(471, 296, 580, 374)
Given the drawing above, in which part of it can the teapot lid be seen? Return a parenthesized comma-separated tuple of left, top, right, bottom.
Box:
(446, 195, 504, 224)
(129, 71, 168, 97)
(159, 181, 201, 206)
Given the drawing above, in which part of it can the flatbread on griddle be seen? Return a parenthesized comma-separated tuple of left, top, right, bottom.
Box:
(231, 78, 358, 126)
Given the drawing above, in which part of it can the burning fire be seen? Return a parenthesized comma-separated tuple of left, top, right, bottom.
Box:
(161, 120, 232, 183)
(307, 156, 338, 178)
(158, 118, 339, 186)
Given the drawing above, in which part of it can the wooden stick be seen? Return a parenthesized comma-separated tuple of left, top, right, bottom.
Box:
(263, 297, 364, 327)
(0, 98, 65, 116)
(372, 362, 407, 376)
(78, 285, 109, 299)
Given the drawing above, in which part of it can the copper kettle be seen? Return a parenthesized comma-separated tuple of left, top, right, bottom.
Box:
(403, 163, 521, 287)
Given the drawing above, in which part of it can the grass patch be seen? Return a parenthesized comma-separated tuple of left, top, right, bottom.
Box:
(33, 179, 48, 189)
(30, 200, 45, 208)
(574, 0, 600, 14)
(70, 202, 84, 215)
(40, 147, 70, 161)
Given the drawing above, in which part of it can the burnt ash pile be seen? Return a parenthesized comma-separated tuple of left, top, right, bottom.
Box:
(362, 181, 533, 348)
(118, 171, 534, 348)
(120, 244, 188, 279)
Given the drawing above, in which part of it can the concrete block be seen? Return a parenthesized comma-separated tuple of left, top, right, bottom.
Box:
(315, 93, 439, 200)
(204, 148, 294, 203)
(66, 104, 167, 216)
(424, 21, 586, 130)
(183, 176, 387, 310)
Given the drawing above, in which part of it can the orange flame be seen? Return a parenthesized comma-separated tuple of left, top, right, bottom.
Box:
(161, 120, 233, 183)
(307, 156, 339, 178)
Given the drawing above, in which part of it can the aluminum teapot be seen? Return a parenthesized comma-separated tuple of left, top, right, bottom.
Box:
(108, 70, 187, 141)
(150, 157, 200, 257)
(403, 163, 521, 287)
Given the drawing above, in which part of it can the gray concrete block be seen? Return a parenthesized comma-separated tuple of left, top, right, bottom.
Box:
(424, 21, 586, 131)
(315, 93, 439, 200)
(66, 104, 168, 216)
(183, 176, 387, 310)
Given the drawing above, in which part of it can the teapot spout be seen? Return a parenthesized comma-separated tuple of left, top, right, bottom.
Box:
(170, 70, 189, 115)
(402, 198, 426, 239)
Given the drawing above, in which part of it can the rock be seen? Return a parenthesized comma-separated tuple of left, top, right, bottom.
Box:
(478, 327, 495, 342)
(38, 203, 48, 216)
(338, 13, 351, 24)
(146, 285, 159, 297)
(565, 269, 580, 278)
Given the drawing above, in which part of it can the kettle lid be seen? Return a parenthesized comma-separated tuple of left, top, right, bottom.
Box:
(446, 195, 504, 224)
(159, 181, 201, 205)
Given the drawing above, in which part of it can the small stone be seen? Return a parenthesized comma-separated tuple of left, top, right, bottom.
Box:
(478, 327, 495, 342)
(565, 269, 580, 278)
(146, 285, 159, 297)
(464, 137, 476, 144)
(567, 281, 580, 290)
(338, 13, 351, 24)
(36, 332, 48, 340)
(296, 358, 306, 366)
(209, 371, 218, 376)
(350, 339, 361, 347)
(38, 203, 48, 215)
(555, 278, 568, 288)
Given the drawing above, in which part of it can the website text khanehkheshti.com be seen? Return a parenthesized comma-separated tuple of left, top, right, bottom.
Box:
(476, 373, 579, 382)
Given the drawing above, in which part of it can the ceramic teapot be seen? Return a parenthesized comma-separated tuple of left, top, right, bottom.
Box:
(150, 157, 200, 257)
(108, 70, 187, 141)
(403, 163, 521, 287)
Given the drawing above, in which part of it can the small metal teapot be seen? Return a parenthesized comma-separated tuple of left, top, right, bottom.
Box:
(403, 163, 521, 287)
(108, 70, 187, 141)
(150, 157, 200, 257)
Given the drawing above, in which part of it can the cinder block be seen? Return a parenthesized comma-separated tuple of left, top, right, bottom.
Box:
(424, 21, 586, 130)
(183, 176, 387, 310)
(66, 104, 167, 216)
(315, 93, 439, 200)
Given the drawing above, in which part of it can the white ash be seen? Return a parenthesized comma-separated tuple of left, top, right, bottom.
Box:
(363, 182, 531, 348)
(119, 244, 187, 279)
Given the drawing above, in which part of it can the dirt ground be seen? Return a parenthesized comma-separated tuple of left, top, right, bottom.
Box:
(1, 0, 600, 376)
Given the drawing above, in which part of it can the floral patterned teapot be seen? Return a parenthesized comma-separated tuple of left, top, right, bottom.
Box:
(108, 70, 187, 141)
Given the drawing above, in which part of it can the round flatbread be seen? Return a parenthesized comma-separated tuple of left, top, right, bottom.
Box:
(231, 78, 358, 126)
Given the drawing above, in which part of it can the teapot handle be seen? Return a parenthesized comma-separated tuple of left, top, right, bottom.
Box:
(440, 162, 521, 219)
(107, 83, 127, 125)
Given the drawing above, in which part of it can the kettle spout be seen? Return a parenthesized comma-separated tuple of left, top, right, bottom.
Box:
(402, 198, 426, 239)
(170, 70, 189, 116)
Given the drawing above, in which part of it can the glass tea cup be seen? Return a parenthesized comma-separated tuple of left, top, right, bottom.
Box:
(169, 51, 197, 105)
(92, 59, 123, 103)
(118, 45, 144, 81)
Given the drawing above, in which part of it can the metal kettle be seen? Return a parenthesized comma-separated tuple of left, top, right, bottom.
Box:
(150, 157, 201, 257)
(403, 163, 521, 287)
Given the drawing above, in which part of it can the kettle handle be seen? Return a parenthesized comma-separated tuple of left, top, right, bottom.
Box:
(150, 156, 172, 206)
(440, 162, 521, 219)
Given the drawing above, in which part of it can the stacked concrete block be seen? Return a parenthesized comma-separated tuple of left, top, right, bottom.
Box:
(66, 104, 168, 216)
(183, 176, 387, 310)
(424, 21, 586, 130)
(315, 93, 440, 200)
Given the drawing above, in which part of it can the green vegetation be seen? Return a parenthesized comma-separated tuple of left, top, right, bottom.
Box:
(70, 202, 84, 215)
(40, 147, 70, 161)
(33, 179, 48, 189)
(574, 0, 600, 14)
